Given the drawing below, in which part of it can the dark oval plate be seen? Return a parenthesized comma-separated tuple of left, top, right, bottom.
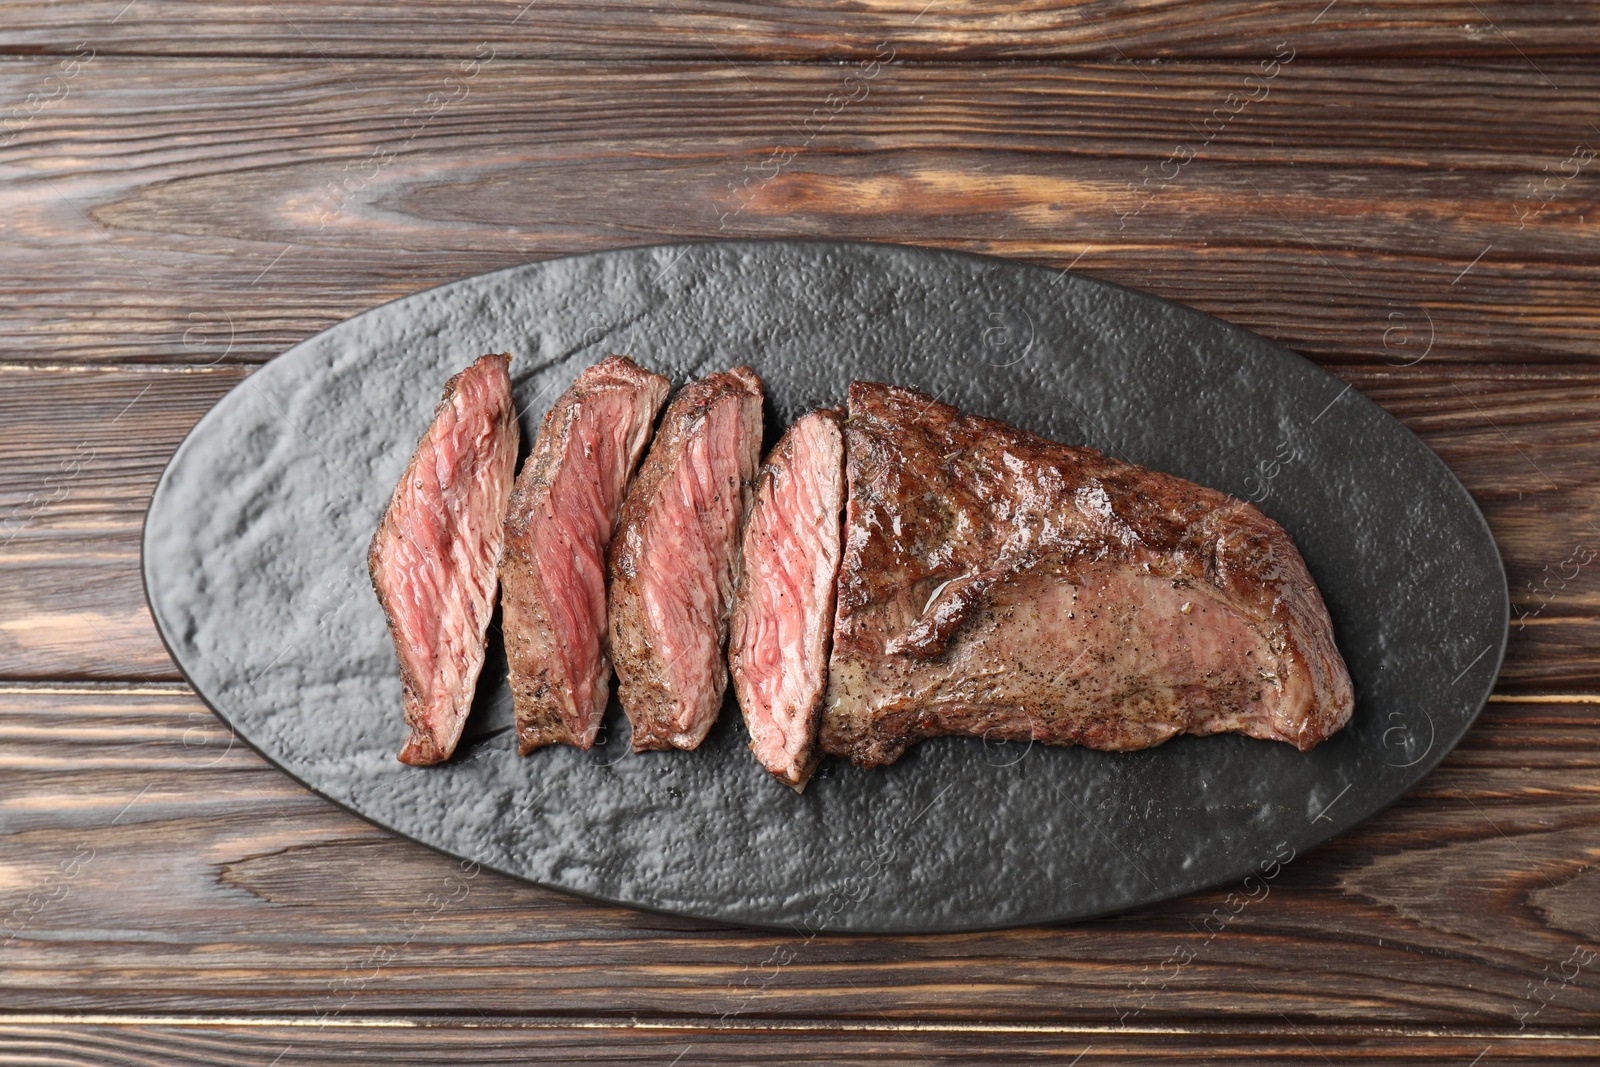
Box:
(144, 240, 1507, 933)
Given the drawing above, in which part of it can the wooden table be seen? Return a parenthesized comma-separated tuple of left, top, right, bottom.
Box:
(3, 3, 1598, 1062)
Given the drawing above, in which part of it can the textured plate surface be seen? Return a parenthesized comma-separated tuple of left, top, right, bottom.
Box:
(143, 240, 1507, 933)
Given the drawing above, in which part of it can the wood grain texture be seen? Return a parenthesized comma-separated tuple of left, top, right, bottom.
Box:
(4, 60, 1600, 366)
(0, 363, 1593, 687)
(0, 365, 245, 680)
(2, 0, 1600, 60)
(1, 686, 1596, 1029)
(1, 1019, 1598, 1065)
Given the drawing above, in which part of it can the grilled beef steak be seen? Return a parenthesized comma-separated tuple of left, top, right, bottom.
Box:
(369, 353, 520, 766)
(610, 367, 764, 751)
(820, 381, 1355, 768)
(728, 410, 846, 790)
(500, 355, 670, 753)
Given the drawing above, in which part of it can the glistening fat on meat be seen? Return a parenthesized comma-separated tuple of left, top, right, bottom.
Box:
(499, 355, 671, 753)
(820, 381, 1354, 768)
(368, 352, 520, 766)
(609, 367, 764, 751)
(728, 410, 845, 791)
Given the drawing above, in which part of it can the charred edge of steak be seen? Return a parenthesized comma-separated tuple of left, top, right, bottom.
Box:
(368, 352, 519, 767)
(610, 366, 764, 752)
(1197, 501, 1354, 751)
(728, 408, 846, 791)
(819, 380, 1355, 768)
(499, 354, 671, 754)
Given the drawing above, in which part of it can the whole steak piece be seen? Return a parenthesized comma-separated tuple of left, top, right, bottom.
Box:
(728, 410, 846, 790)
(369, 353, 520, 766)
(500, 355, 670, 753)
(610, 367, 764, 751)
(820, 381, 1354, 768)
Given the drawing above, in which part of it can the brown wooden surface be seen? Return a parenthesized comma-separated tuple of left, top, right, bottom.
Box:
(2, 2, 1598, 1063)
(7, 59, 1600, 368)
(5, 1, 1600, 59)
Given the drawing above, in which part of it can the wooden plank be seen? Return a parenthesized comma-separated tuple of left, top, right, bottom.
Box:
(0, 365, 245, 681)
(1, 1019, 1598, 1065)
(2, 686, 1598, 1026)
(0, 364, 244, 530)
(2, 0, 1599, 60)
(4, 59, 1600, 365)
(0, 529, 178, 680)
(2, 362, 1596, 687)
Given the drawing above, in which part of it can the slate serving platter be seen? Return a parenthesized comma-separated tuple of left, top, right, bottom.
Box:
(143, 240, 1507, 933)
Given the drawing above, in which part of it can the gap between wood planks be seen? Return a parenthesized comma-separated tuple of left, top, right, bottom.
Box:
(0, 1014, 1598, 1040)
(1, 52, 1592, 64)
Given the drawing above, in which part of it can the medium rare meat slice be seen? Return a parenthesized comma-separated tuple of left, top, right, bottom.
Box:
(728, 410, 845, 790)
(369, 353, 520, 766)
(610, 367, 764, 751)
(500, 355, 670, 753)
(820, 381, 1355, 768)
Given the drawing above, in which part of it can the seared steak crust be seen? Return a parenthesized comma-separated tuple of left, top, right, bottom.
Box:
(820, 381, 1354, 768)
(728, 409, 845, 790)
(610, 367, 764, 751)
(369, 353, 520, 766)
(500, 355, 670, 753)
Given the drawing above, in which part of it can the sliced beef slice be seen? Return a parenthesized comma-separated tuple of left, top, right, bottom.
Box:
(500, 355, 671, 753)
(727, 410, 846, 790)
(369, 352, 520, 766)
(609, 367, 764, 751)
